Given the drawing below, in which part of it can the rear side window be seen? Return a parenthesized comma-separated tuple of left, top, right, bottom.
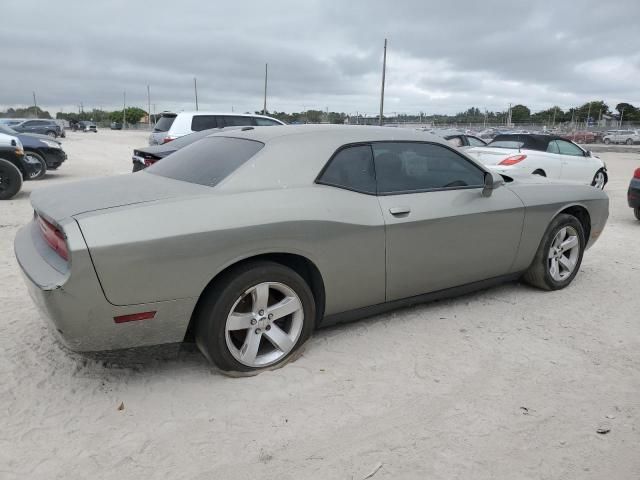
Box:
(254, 118, 280, 126)
(373, 142, 485, 194)
(220, 116, 255, 127)
(467, 136, 486, 147)
(147, 137, 264, 187)
(191, 115, 220, 131)
(154, 115, 176, 132)
(546, 141, 560, 154)
(317, 145, 376, 194)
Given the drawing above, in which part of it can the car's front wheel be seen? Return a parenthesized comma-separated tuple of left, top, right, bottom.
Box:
(46, 131, 57, 138)
(634, 207, 640, 221)
(195, 261, 315, 373)
(591, 169, 607, 189)
(24, 151, 47, 180)
(523, 214, 585, 291)
(626, 138, 634, 145)
(0, 158, 23, 200)
(604, 138, 610, 144)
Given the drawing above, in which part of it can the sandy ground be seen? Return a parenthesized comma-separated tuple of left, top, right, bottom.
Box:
(1, 130, 639, 480)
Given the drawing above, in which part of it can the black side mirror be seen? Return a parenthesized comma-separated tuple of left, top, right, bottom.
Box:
(482, 171, 504, 197)
(585, 150, 593, 157)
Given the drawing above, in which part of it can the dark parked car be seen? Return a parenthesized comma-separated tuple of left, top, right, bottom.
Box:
(0, 138, 47, 200)
(132, 126, 244, 171)
(628, 167, 640, 220)
(12, 119, 62, 138)
(110, 122, 123, 130)
(74, 121, 97, 133)
(0, 125, 67, 173)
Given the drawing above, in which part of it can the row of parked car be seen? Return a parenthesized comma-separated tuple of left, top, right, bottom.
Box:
(0, 122, 69, 199)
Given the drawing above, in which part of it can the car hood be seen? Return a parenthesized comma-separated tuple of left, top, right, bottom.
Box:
(30, 172, 213, 223)
(18, 132, 61, 145)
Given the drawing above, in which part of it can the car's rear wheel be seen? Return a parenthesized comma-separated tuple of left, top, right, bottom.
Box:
(24, 151, 47, 180)
(604, 138, 610, 144)
(0, 158, 23, 200)
(626, 138, 633, 145)
(634, 207, 640, 221)
(46, 131, 57, 138)
(523, 214, 585, 291)
(591, 169, 607, 189)
(194, 261, 315, 373)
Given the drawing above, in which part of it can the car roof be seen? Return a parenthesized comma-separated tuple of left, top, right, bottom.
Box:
(490, 133, 572, 151)
(176, 111, 279, 120)
(207, 124, 444, 145)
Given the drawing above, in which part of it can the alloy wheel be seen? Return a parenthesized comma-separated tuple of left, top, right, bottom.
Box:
(593, 171, 606, 189)
(548, 226, 580, 281)
(224, 282, 304, 368)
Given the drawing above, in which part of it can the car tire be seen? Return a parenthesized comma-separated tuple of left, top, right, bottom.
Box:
(604, 138, 610, 144)
(24, 151, 47, 180)
(591, 168, 607, 189)
(46, 131, 57, 138)
(522, 214, 585, 291)
(626, 138, 633, 145)
(532, 169, 546, 177)
(0, 158, 23, 200)
(635, 207, 640, 221)
(194, 261, 316, 373)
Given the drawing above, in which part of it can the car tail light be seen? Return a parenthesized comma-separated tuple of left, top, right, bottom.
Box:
(634, 168, 640, 179)
(161, 136, 175, 144)
(499, 154, 527, 166)
(144, 158, 158, 167)
(37, 214, 69, 261)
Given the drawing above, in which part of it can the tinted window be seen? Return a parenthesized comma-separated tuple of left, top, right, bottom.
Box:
(318, 145, 376, 194)
(154, 115, 176, 132)
(220, 116, 255, 127)
(546, 140, 560, 154)
(373, 142, 485, 194)
(255, 118, 280, 126)
(487, 140, 524, 149)
(556, 140, 584, 156)
(191, 115, 220, 131)
(22, 121, 36, 126)
(467, 136, 486, 147)
(147, 137, 263, 187)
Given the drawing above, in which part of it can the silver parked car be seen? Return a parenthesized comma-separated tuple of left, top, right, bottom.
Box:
(15, 125, 609, 372)
(602, 129, 640, 145)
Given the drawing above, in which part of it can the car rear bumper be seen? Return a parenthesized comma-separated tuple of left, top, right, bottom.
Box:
(628, 180, 640, 208)
(15, 219, 196, 353)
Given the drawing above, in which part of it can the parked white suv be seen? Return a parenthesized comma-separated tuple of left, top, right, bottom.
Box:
(149, 112, 285, 145)
(603, 129, 640, 145)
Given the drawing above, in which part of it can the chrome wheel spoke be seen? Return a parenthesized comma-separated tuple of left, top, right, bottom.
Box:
(264, 324, 294, 352)
(239, 331, 262, 364)
(559, 255, 575, 272)
(549, 258, 559, 279)
(227, 312, 255, 331)
(252, 283, 269, 314)
(560, 236, 578, 252)
(268, 296, 301, 321)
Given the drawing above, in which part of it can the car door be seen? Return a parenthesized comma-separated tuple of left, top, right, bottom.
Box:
(373, 142, 525, 301)
(555, 139, 595, 183)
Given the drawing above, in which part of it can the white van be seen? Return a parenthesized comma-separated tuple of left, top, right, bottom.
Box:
(150, 112, 285, 145)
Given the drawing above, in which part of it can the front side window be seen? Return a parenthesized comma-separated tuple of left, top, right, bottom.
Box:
(555, 140, 584, 157)
(546, 141, 560, 154)
(317, 145, 376, 194)
(191, 115, 220, 131)
(467, 136, 486, 147)
(220, 116, 255, 127)
(147, 137, 264, 187)
(373, 142, 485, 194)
(254, 118, 280, 126)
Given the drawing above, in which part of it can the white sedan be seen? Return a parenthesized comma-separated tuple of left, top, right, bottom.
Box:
(466, 134, 607, 189)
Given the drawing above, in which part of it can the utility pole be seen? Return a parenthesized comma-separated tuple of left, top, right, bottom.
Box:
(32, 91, 38, 118)
(194, 77, 199, 111)
(620, 107, 625, 127)
(122, 91, 126, 128)
(552, 106, 556, 126)
(147, 84, 151, 128)
(586, 102, 592, 129)
(379, 38, 387, 126)
(263, 63, 268, 115)
(507, 103, 512, 127)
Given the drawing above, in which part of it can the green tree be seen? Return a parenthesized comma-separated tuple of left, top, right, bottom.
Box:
(510, 104, 530, 123)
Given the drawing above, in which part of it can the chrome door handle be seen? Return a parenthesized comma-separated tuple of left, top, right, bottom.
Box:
(389, 206, 411, 216)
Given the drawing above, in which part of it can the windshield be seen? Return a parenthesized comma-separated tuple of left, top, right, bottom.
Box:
(486, 140, 525, 149)
(0, 125, 18, 135)
(146, 136, 264, 187)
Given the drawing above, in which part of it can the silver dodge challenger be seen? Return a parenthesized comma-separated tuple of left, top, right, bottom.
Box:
(15, 125, 609, 372)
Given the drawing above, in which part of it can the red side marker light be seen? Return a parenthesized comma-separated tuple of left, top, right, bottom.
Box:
(114, 311, 156, 324)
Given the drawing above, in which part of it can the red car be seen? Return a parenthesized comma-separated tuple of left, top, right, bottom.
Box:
(563, 131, 597, 144)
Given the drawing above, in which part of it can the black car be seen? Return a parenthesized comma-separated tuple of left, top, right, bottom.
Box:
(132, 126, 243, 171)
(110, 122, 123, 130)
(629, 167, 640, 221)
(0, 125, 67, 173)
(0, 141, 46, 199)
(12, 119, 62, 138)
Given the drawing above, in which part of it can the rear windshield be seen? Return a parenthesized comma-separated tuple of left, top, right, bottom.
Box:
(146, 136, 264, 187)
(486, 140, 524, 149)
(154, 115, 176, 132)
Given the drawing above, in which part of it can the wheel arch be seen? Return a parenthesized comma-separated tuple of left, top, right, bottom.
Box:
(557, 204, 591, 240)
(184, 252, 326, 342)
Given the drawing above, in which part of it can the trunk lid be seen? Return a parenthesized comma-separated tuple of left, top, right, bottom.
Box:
(30, 171, 213, 223)
(466, 147, 521, 165)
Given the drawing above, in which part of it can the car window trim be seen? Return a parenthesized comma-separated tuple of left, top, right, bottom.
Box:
(315, 140, 488, 196)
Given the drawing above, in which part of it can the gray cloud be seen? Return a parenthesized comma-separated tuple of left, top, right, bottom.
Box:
(1, 0, 639, 115)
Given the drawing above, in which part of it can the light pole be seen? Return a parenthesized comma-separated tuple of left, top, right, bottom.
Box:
(263, 63, 268, 115)
(147, 84, 151, 128)
(379, 38, 387, 126)
(194, 77, 199, 111)
(122, 91, 126, 128)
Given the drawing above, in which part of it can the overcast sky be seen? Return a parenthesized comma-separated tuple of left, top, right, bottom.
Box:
(1, 0, 639, 116)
